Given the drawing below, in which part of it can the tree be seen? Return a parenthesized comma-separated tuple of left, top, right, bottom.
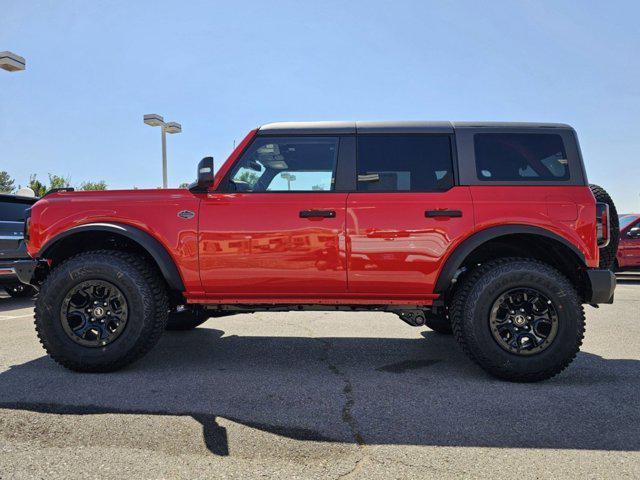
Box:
(236, 171, 259, 186)
(0, 171, 15, 193)
(48, 174, 71, 190)
(178, 182, 190, 189)
(80, 180, 107, 191)
(28, 174, 72, 197)
(28, 175, 47, 197)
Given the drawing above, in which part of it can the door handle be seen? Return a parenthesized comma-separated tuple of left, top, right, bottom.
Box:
(425, 209, 463, 218)
(299, 209, 336, 218)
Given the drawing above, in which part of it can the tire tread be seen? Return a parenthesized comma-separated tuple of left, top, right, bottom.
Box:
(34, 250, 169, 372)
(450, 257, 585, 382)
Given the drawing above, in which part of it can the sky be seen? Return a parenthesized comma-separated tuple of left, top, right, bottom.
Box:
(1, 0, 639, 211)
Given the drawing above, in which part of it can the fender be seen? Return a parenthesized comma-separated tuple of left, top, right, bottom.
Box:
(40, 222, 185, 291)
(434, 224, 586, 294)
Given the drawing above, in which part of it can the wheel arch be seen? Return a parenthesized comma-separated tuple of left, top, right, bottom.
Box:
(435, 225, 588, 298)
(40, 223, 185, 292)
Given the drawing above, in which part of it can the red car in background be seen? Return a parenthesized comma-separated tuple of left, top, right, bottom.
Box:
(616, 214, 640, 271)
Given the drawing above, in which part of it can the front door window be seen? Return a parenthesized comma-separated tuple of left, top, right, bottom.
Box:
(228, 137, 338, 192)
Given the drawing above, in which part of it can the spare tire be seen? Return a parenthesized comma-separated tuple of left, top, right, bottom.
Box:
(589, 184, 619, 270)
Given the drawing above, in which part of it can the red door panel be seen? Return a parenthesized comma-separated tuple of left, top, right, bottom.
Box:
(198, 193, 347, 297)
(346, 187, 474, 294)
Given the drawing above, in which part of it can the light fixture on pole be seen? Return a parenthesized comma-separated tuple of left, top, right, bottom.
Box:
(281, 173, 296, 191)
(0, 51, 26, 72)
(144, 114, 182, 188)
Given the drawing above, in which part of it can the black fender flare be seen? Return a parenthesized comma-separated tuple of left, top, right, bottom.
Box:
(434, 224, 586, 294)
(40, 222, 185, 291)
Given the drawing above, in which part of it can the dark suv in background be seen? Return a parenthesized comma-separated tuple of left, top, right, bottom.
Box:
(0, 193, 38, 297)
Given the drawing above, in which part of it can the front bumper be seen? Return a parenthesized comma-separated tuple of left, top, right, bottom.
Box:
(586, 268, 616, 304)
(0, 259, 39, 286)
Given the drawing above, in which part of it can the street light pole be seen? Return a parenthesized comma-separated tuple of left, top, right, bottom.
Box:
(144, 114, 182, 188)
(161, 127, 168, 189)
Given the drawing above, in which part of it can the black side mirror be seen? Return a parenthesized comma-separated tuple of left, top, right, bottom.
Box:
(628, 227, 640, 239)
(190, 157, 214, 192)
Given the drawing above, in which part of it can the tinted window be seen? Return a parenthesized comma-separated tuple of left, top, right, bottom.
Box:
(356, 135, 453, 192)
(0, 200, 31, 222)
(229, 136, 338, 192)
(474, 133, 569, 181)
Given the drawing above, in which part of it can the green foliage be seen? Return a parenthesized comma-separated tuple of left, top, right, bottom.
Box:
(28, 173, 73, 196)
(80, 180, 107, 191)
(0, 171, 15, 193)
(178, 182, 190, 189)
(236, 170, 259, 186)
(48, 174, 71, 190)
(28, 175, 47, 197)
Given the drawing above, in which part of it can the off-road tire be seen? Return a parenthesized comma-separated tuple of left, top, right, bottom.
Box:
(34, 250, 169, 372)
(166, 308, 235, 331)
(450, 258, 585, 382)
(589, 184, 619, 270)
(423, 312, 453, 334)
(4, 283, 37, 298)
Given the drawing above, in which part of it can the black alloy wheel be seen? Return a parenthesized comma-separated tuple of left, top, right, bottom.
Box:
(60, 280, 129, 347)
(489, 288, 558, 355)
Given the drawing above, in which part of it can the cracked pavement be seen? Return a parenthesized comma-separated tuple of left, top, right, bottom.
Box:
(1, 281, 639, 479)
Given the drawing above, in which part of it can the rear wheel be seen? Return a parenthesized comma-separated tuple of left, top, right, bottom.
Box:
(34, 250, 169, 372)
(450, 258, 584, 382)
(589, 184, 619, 270)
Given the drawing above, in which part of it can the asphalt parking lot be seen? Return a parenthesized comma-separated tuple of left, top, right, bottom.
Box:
(1, 277, 639, 479)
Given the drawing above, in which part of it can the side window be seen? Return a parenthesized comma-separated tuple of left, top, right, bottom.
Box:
(228, 136, 339, 192)
(356, 135, 454, 192)
(474, 133, 569, 181)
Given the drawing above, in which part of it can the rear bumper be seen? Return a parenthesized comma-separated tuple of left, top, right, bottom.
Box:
(586, 268, 616, 304)
(0, 259, 39, 286)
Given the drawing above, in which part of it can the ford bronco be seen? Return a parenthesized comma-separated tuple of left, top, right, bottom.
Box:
(13, 121, 617, 381)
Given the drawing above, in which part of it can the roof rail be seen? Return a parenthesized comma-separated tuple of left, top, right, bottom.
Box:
(44, 187, 75, 197)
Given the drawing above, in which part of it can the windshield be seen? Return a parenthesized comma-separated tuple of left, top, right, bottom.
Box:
(620, 215, 640, 229)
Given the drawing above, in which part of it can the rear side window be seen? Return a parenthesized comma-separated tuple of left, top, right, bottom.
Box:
(357, 135, 454, 192)
(474, 133, 569, 181)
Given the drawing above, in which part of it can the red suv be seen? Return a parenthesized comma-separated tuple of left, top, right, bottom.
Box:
(10, 121, 616, 381)
(616, 214, 640, 271)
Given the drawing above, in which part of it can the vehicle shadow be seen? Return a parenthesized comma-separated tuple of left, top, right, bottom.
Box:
(0, 326, 638, 456)
(0, 294, 35, 313)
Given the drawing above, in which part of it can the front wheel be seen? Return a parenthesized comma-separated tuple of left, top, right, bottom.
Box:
(450, 258, 585, 382)
(34, 250, 169, 372)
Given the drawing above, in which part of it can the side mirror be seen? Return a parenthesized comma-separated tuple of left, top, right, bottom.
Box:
(628, 227, 640, 239)
(190, 157, 214, 192)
